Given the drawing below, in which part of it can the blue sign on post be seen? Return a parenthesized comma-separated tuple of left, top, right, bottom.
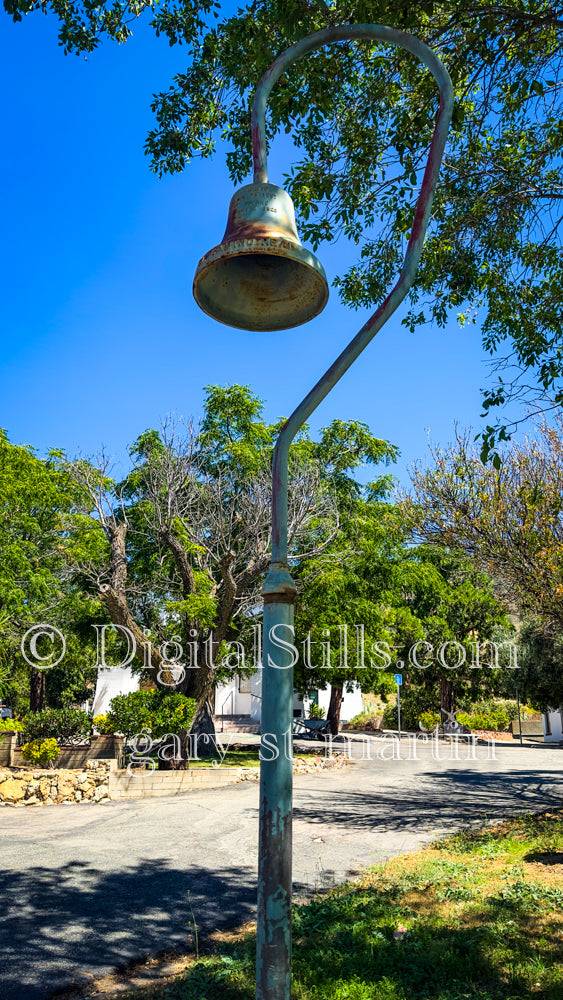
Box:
(394, 673, 402, 686)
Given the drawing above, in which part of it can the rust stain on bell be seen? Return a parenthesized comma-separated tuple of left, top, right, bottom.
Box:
(193, 183, 329, 332)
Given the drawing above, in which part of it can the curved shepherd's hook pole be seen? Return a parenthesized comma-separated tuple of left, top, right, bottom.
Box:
(253, 25, 453, 1000)
(252, 24, 453, 565)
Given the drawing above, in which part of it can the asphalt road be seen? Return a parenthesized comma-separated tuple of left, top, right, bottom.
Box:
(0, 739, 561, 1000)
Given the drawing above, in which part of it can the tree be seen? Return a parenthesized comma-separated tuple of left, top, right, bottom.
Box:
(516, 618, 563, 711)
(405, 418, 563, 630)
(295, 482, 511, 731)
(6, 1, 563, 450)
(406, 417, 563, 711)
(294, 490, 411, 734)
(0, 430, 98, 715)
(67, 385, 397, 750)
(391, 545, 513, 722)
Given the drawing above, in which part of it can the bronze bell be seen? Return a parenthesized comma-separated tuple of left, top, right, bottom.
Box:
(193, 183, 329, 331)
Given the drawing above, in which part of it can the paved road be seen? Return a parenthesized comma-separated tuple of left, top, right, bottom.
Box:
(0, 740, 561, 1000)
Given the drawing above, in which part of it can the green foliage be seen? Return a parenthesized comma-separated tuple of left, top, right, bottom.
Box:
(296, 491, 511, 725)
(199, 384, 273, 476)
(166, 594, 218, 628)
(0, 430, 99, 714)
(0, 716, 22, 731)
(347, 710, 383, 730)
(92, 713, 111, 733)
(418, 710, 440, 731)
(307, 702, 325, 720)
(457, 709, 510, 732)
(516, 620, 563, 711)
(20, 737, 60, 767)
(21, 708, 92, 744)
(471, 698, 522, 722)
(407, 422, 563, 632)
(0, 386, 402, 736)
(106, 689, 196, 739)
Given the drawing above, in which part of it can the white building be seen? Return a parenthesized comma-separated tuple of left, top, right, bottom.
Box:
(542, 708, 563, 743)
(92, 665, 364, 727)
(91, 666, 140, 717)
(214, 670, 363, 725)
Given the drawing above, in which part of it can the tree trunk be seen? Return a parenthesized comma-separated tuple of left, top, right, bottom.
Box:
(180, 661, 217, 758)
(439, 677, 455, 717)
(158, 731, 190, 770)
(29, 669, 46, 712)
(327, 685, 343, 736)
(188, 698, 217, 759)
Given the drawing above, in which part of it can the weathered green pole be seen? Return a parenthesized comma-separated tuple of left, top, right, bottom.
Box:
(194, 23, 453, 1000)
(252, 26, 452, 1000)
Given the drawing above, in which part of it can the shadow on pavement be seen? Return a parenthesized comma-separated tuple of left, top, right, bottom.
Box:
(0, 859, 256, 1000)
(293, 767, 563, 831)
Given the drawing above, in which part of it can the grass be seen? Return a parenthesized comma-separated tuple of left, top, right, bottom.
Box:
(137, 748, 321, 769)
(78, 809, 563, 1000)
(189, 749, 316, 768)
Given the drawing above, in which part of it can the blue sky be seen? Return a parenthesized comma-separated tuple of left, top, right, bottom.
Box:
(1, 9, 491, 488)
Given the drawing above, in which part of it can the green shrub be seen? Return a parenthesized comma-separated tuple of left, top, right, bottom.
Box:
(383, 701, 422, 730)
(457, 709, 509, 731)
(0, 717, 22, 731)
(382, 703, 398, 728)
(106, 690, 196, 740)
(307, 702, 326, 720)
(347, 711, 383, 730)
(22, 708, 92, 744)
(383, 687, 432, 731)
(472, 699, 522, 722)
(92, 713, 111, 733)
(20, 737, 60, 767)
(418, 710, 441, 731)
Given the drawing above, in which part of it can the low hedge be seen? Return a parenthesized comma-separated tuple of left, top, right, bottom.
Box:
(21, 708, 92, 744)
(457, 709, 509, 732)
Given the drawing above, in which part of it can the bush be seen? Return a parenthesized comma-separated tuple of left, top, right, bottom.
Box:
(347, 711, 382, 731)
(22, 708, 92, 744)
(472, 699, 522, 722)
(383, 701, 423, 731)
(457, 709, 509, 732)
(418, 710, 441, 731)
(307, 702, 326, 720)
(20, 738, 60, 767)
(0, 717, 22, 731)
(92, 713, 111, 734)
(106, 690, 196, 740)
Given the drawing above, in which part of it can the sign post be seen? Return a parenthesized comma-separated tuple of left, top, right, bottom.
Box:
(514, 681, 523, 746)
(394, 672, 402, 741)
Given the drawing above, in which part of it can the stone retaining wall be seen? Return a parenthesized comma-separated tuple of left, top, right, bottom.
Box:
(0, 752, 349, 806)
(511, 719, 544, 737)
(0, 760, 113, 806)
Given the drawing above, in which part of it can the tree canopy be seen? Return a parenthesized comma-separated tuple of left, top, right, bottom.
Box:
(405, 417, 563, 709)
(405, 417, 563, 630)
(65, 384, 398, 743)
(0, 430, 99, 714)
(295, 485, 511, 730)
(6, 1, 563, 450)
